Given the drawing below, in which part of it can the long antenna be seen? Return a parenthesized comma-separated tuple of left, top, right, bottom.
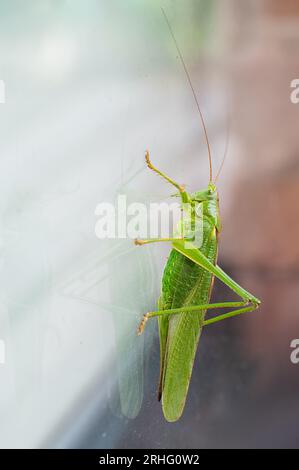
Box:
(161, 7, 213, 183)
(214, 115, 230, 183)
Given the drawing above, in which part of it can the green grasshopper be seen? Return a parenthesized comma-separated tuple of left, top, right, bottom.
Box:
(135, 9, 261, 422)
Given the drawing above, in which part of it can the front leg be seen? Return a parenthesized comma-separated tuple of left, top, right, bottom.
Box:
(134, 237, 184, 246)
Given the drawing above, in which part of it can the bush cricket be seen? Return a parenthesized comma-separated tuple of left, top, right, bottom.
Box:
(135, 8, 261, 422)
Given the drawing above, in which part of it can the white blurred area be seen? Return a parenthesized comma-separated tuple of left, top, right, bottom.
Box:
(0, 0, 228, 448)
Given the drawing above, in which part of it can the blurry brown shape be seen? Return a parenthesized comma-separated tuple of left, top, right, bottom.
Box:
(262, 0, 299, 18)
(220, 0, 299, 385)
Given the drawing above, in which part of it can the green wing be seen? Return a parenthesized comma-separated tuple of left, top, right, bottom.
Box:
(158, 221, 217, 422)
(157, 247, 193, 401)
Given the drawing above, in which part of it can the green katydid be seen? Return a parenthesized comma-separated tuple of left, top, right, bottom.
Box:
(135, 9, 261, 422)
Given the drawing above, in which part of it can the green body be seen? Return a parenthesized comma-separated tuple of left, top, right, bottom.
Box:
(136, 157, 260, 423)
(158, 191, 219, 421)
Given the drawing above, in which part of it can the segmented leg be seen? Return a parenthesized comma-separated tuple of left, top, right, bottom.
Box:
(137, 301, 250, 335)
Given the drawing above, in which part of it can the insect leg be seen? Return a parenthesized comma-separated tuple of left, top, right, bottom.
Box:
(172, 240, 261, 307)
(137, 301, 247, 335)
(145, 151, 189, 202)
(134, 237, 184, 246)
(203, 305, 255, 326)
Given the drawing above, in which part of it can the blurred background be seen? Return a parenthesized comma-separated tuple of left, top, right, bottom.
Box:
(0, 0, 298, 449)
